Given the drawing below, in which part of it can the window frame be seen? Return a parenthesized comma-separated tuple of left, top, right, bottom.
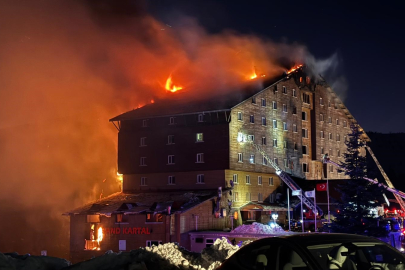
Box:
(197, 174, 205, 184)
(141, 177, 147, 186)
(167, 155, 175, 165)
(168, 175, 175, 185)
(196, 153, 204, 163)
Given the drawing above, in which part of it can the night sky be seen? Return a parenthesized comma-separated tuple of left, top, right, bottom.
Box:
(148, 0, 405, 133)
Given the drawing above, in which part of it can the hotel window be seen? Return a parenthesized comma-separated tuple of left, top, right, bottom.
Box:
(320, 114, 324, 122)
(329, 149, 333, 156)
(273, 101, 277, 110)
(252, 96, 256, 104)
(300, 77, 303, 83)
(196, 153, 204, 163)
(250, 115, 254, 123)
(320, 97, 324, 106)
(168, 135, 175, 144)
(306, 76, 310, 84)
(261, 98, 266, 107)
(336, 119, 339, 125)
(140, 157, 146, 166)
(283, 104, 287, 113)
(258, 193, 263, 202)
(198, 114, 204, 122)
(328, 100, 331, 107)
(337, 150, 341, 157)
(283, 140, 287, 149)
(196, 133, 204, 142)
(168, 176, 175, 185)
(293, 124, 298, 133)
(249, 154, 255, 164)
(246, 192, 251, 201)
(142, 119, 148, 127)
(262, 117, 266, 126)
(282, 86, 287, 94)
(140, 137, 146, 147)
(274, 158, 278, 165)
(263, 156, 268, 165)
(303, 93, 310, 104)
(303, 163, 309, 173)
(246, 175, 251, 184)
(334, 102, 338, 109)
(269, 177, 274, 186)
(294, 142, 298, 151)
(343, 120, 347, 127)
(168, 155, 175, 165)
(234, 192, 239, 202)
(233, 174, 238, 184)
(283, 122, 288, 131)
(292, 106, 297, 114)
(169, 117, 176, 125)
(344, 136, 347, 142)
(302, 145, 308, 155)
(273, 120, 277, 129)
(237, 112, 243, 121)
(258, 176, 262, 185)
(330, 165, 334, 173)
(197, 174, 205, 184)
(329, 133, 333, 140)
(141, 177, 147, 186)
(337, 134, 340, 141)
(321, 147, 324, 155)
(262, 137, 266, 145)
(284, 158, 288, 168)
(248, 135, 254, 142)
(302, 128, 308, 138)
(238, 153, 243, 162)
(302, 111, 307, 121)
(320, 131, 324, 139)
(273, 139, 277, 147)
(292, 89, 297, 97)
(116, 214, 128, 223)
(146, 213, 163, 223)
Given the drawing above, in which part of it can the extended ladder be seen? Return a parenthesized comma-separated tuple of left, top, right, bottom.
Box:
(247, 139, 323, 216)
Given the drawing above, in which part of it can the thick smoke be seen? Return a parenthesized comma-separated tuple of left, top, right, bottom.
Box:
(0, 0, 332, 258)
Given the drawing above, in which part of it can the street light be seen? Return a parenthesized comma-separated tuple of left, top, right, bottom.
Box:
(271, 213, 278, 224)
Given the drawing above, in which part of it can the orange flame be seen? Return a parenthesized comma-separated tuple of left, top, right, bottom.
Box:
(116, 172, 123, 183)
(165, 75, 183, 92)
(97, 227, 103, 243)
(287, 64, 303, 74)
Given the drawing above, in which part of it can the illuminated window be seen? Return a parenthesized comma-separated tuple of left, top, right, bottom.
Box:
(249, 154, 255, 164)
(258, 176, 262, 185)
(269, 177, 274, 186)
(282, 86, 287, 94)
(261, 98, 266, 107)
(302, 111, 307, 121)
(300, 77, 303, 83)
(273, 120, 277, 129)
(168, 176, 175, 185)
(283, 104, 287, 113)
(141, 177, 147, 186)
(303, 163, 309, 173)
(146, 214, 163, 223)
(196, 153, 204, 163)
(116, 214, 128, 223)
(302, 145, 308, 155)
(238, 153, 243, 162)
(246, 175, 251, 184)
(250, 115, 254, 123)
(292, 89, 297, 97)
(196, 133, 203, 142)
(302, 128, 308, 138)
(86, 215, 100, 223)
(237, 112, 243, 121)
(262, 117, 266, 126)
(140, 137, 146, 147)
(273, 139, 277, 147)
(140, 157, 146, 166)
(262, 137, 266, 145)
(168, 135, 174, 144)
(273, 101, 277, 110)
(169, 117, 176, 125)
(142, 119, 148, 127)
(233, 174, 238, 184)
(168, 155, 175, 164)
(197, 174, 205, 184)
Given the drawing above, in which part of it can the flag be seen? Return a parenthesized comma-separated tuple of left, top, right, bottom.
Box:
(305, 190, 315, 198)
(316, 183, 327, 191)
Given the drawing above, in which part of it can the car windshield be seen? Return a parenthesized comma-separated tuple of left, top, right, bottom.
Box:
(307, 241, 405, 270)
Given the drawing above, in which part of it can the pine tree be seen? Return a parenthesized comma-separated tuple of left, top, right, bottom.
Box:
(327, 124, 387, 236)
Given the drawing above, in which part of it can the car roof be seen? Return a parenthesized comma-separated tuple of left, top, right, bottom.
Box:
(255, 233, 383, 247)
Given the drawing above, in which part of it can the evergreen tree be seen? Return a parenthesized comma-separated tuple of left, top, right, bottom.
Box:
(327, 124, 387, 236)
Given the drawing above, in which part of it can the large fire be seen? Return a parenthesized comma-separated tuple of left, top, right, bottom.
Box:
(165, 75, 183, 92)
(97, 227, 103, 244)
(286, 64, 303, 74)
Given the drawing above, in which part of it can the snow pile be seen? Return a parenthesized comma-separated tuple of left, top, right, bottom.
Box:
(231, 222, 288, 234)
(0, 238, 255, 270)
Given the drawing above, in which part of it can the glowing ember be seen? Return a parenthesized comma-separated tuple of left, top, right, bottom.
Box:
(116, 172, 123, 183)
(165, 75, 183, 92)
(287, 64, 303, 74)
(97, 227, 103, 243)
(250, 72, 257, 80)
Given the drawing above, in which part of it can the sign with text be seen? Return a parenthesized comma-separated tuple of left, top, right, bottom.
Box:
(103, 227, 151, 235)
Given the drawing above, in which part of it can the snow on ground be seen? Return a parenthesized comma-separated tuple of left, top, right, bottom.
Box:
(231, 222, 289, 234)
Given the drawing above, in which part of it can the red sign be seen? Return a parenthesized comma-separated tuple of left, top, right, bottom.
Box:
(103, 227, 151, 235)
(316, 183, 327, 191)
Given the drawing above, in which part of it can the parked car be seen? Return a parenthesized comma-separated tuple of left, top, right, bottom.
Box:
(217, 233, 405, 270)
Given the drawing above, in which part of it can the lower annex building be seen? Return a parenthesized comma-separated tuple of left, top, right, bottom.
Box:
(64, 66, 367, 262)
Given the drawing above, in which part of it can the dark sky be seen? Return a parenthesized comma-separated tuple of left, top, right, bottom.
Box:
(147, 0, 405, 133)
